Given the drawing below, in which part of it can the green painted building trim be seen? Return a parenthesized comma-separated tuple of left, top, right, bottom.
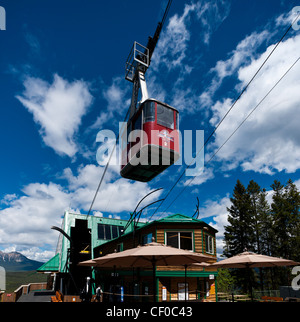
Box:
(156, 270, 218, 278)
(215, 278, 218, 302)
(37, 253, 60, 272)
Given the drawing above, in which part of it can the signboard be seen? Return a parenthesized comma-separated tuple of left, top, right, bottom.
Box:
(162, 286, 167, 301)
(178, 283, 188, 301)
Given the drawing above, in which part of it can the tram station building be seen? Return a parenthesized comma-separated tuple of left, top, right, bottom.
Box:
(38, 211, 218, 302)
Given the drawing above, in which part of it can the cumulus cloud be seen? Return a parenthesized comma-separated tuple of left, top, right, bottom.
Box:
(0, 163, 160, 261)
(198, 195, 231, 256)
(152, 0, 230, 72)
(0, 181, 70, 261)
(200, 29, 271, 108)
(63, 164, 159, 213)
(90, 76, 131, 131)
(16, 74, 93, 157)
(210, 33, 300, 174)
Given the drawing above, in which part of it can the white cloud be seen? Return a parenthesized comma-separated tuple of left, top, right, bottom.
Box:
(198, 195, 231, 256)
(0, 181, 70, 261)
(91, 77, 131, 130)
(146, 0, 231, 116)
(210, 33, 300, 174)
(184, 167, 215, 187)
(63, 164, 159, 213)
(16, 74, 93, 157)
(152, 0, 230, 73)
(200, 29, 271, 108)
(0, 163, 160, 261)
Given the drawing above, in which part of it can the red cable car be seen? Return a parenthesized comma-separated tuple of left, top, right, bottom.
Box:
(121, 98, 180, 182)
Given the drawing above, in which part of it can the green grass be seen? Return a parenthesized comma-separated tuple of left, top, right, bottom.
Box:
(4, 271, 48, 293)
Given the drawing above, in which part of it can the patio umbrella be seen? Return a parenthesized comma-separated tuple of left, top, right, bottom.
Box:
(79, 241, 213, 302)
(211, 251, 299, 301)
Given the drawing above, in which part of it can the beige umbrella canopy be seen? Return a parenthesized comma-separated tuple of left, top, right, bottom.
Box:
(211, 251, 299, 301)
(211, 251, 299, 268)
(89, 242, 212, 268)
(79, 241, 213, 301)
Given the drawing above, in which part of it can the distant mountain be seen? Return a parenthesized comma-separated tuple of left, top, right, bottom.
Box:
(0, 251, 44, 272)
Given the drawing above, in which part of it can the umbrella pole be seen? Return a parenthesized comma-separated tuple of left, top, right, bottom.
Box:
(152, 257, 157, 302)
(113, 265, 116, 302)
(246, 264, 253, 302)
(184, 264, 187, 302)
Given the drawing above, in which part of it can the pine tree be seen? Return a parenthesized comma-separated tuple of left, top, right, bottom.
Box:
(224, 180, 256, 293)
(283, 179, 300, 262)
(247, 180, 266, 291)
(271, 180, 290, 259)
(270, 179, 300, 287)
(224, 180, 255, 257)
(247, 180, 262, 253)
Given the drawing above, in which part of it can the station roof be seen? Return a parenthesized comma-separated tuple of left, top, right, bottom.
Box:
(37, 253, 59, 273)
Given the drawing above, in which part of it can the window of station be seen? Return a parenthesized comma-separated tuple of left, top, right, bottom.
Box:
(157, 104, 174, 130)
(165, 231, 193, 251)
(98, 224, 124, 240)
(142, 233, 153, 245)
(205, 234, 214, 254)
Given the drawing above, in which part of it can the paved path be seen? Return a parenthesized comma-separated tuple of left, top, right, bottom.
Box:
(17, 290, 55, 302)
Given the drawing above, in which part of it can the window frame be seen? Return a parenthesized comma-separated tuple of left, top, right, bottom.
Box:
(205, 234, 214, 255)
(142, 232, 153, 245)
(156, 103, 175, 130)
(97, 224, 125, 241)
(164, 230, 194, 251)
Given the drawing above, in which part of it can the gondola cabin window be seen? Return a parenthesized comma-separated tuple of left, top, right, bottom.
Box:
(165, 231, 193, 251)
(143, 101, 155, 123)
(157, 103, 175, 129)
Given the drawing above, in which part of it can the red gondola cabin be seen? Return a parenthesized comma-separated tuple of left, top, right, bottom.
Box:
(121, 99, 180, 182)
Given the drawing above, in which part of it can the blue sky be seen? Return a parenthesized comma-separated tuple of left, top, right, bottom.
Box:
(0, 0, 300, 261)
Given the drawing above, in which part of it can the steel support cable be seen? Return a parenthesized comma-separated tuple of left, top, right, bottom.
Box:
(161, 0, 173, 27)
(159, 56, 300, 216)
(148, 12, 300, 221)
(87, 106, 130, 217)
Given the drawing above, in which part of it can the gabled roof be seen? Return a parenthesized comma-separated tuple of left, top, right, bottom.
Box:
(155, 213, 203, 223)
(37, 253, 60, 272)
(154, 213, 218, 232)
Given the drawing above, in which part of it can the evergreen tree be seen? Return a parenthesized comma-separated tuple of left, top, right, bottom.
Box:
(247, 180, 268, 291)
(256, 188, 273, 256)
(271, 180, 291, 259)
(283, 179, 300, 262)
(224, 180, 256, 293)
(247, 180, 262, 253)
(223, 178, 300, 292)
(270, 179, 300, 287)
(224, 180, 255, 257)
